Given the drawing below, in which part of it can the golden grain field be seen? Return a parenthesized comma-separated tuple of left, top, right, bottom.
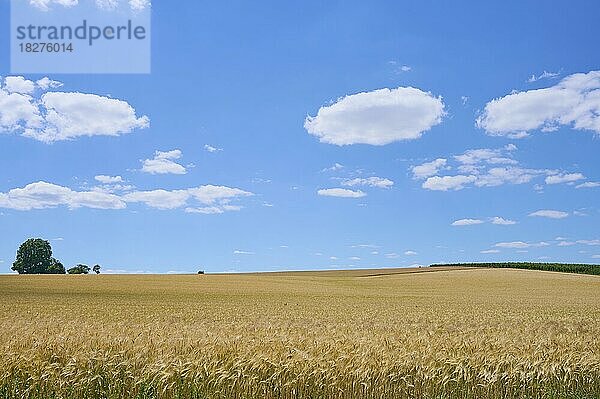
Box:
(1, 267, 599, 399)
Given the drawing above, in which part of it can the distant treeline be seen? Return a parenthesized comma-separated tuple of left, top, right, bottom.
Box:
(430, 262, 600, 276)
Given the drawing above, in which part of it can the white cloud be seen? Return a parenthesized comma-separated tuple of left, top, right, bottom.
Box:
(495, 241, 550, 249)
(185, 205, 241, 214)
(577, 240, 600, 246)
(415, 145, 585, 192)
(411, 158, 447, 179)
(129, 0, 150, 10)
(0, 181, 252, 215)
(529, 210, 569, 219)
(557, 241, 576, 247)
(0, 90, 43, 132)
(477, 70, 600, 137)
(481, 249, 500, 254)
(29, 0, 79, 11)
(404, 250, 417, 256)
(576, 182, 600, 189)
(321, 163, 344, 172)
(461, 96, 469, 105)
(451, 218, 484, 226)
(29, 0, 150, 11)
(3, 76, 35, 94)
(474, 167, 545, 187)
(31, 92, 148, 142)
(141, 150, 186, 175)
(400, 65, 412, 72)
(123, 189, 189, 209)
(204, 144, 222, 153)
(385, 253, 400, 259)
(0, 181, 125, 210)
(234, 250, 254, 255)
(454, 147, 518, 167)
(94, 175, 123, 184)
(0, 79, 149, 143)
(527, 70, 560, 83)
(341, 177, 394, 189)
(545, 173, 585, 185)
(95, 0, 119, 10)
(36, 77, 63, 90)
(305, 87, 445, 145)
(317, 188, 366, 198)
(491, 216, 517, 225)
(422, 175, 477, 191)
(124, 185, 252, 211)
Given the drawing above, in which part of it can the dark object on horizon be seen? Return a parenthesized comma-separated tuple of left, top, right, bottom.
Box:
(68, 264, 91, 275)
(93, 264, 101, 274)
(197, 270, 205, 275)
(12, 238, 65, 274)
(431, 262, 600, 276)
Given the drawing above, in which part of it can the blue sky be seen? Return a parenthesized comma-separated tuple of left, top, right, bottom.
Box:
(1, 0, 599, 273)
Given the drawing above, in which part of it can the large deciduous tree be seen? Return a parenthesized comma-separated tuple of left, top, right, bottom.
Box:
(12, 238, 65, 274)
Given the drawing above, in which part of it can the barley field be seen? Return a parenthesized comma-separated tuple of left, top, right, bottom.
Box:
(0, 267, 599, 399)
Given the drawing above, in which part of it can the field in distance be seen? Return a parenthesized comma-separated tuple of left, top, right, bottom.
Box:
(1, 267, 599, 398)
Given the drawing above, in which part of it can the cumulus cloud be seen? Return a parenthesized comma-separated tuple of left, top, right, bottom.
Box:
(495, 241, 550, 249)
(204, 144, 222, 153)
(545, 173, 585, 185)
(4, 76, 35, 94)
(305, 87, 445, 145)
(0, 182, 252, 214)
(451, 218, 484, 226)
(0, 181, 125, 210)
(36, 77, 63, 90)
(0, 77, 149, 143)
(341, 177, 394, 189)
(125, 185, 252, 211)
(411, 158, 447, 179)
(422, 175, 477, 191)
(529, 210, 569, 219)
(141, 150, 187, 175)
(481, 249, 500, 254)
(491, 216, 517, 225)
(95, 175, 123, 184)
(477, 70, 600, 137)
(414, 145, 584, 192)
(404, 250, 417, 256)
(317, 188, 366, 198)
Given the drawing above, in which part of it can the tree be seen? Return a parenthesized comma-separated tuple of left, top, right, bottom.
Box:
(68, 264, 90, 274)
(47, 259, 66, 274)
(93, 264, 101, 274)
(12, 238, 65, 274)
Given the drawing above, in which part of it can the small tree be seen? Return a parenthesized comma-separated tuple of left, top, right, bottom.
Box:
(12, 238, 65, 274)
(47, 259, 66, 274)
(93, 264, 101, 274)
(68, 264, 90, 274)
